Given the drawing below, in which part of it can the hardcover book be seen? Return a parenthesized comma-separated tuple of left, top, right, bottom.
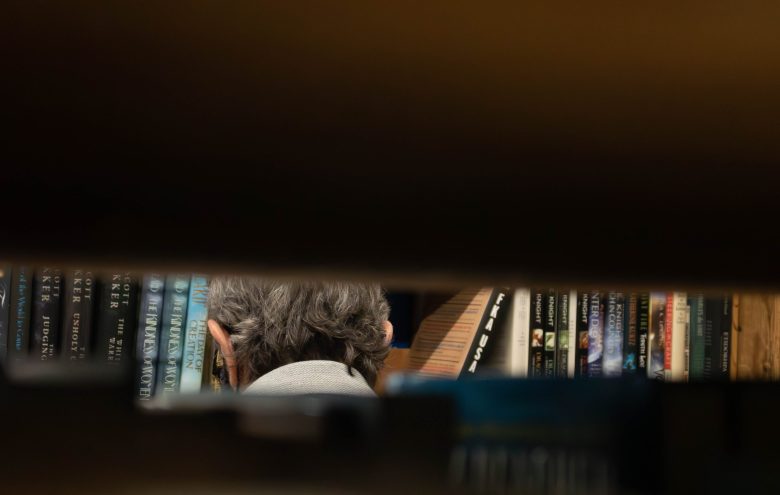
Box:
(622, 293, 638, 373)
(407, 288, 510, 378)
(647, 292, 666, 380)
(637, 293, 650, 372)
(543, 289, 557, 378)
(135, 274, 165, 400)
(156, 275, 191, 394)
(716, 295, 732, 380)
(587, 292, 604, 378)
(61, 269, 95, 361)
(602, 292, 624, 377)
(95, 272, 139, 364)
(0, 265, 11, 362)
(529, 289, 546, 378)
(566, 290, 577, 378)
(575, 292, 589, 378)
(509, 288, 531, 377)
(10, 266, 32, 361)
(555, 290, 570, 378)
(180, 274, 210, 393)
(702, 298, 719, 379)
(31, 267, 62, 361)
(688, 294, 706, 381)
(669, 292, 688, 382)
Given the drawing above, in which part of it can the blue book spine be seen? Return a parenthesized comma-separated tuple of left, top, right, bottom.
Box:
(0, 265, 11, 362)
(10, 266, 32, 362)
(603, 292, 624, 377)
(135, 274, 165, 400)
(587, 291, 604, 378)
(31, 267, 63, 361)
(156, 275, 190, 395)
(180, 275, 210, 393)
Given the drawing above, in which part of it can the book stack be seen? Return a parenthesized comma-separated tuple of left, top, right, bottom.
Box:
(0, 266, 215, 399)
(407, 289, 733, 382)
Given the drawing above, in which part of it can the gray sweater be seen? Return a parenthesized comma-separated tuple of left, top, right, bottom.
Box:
(243, 360, 376, 397)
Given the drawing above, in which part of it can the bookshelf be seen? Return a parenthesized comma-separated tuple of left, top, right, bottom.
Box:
(6, 1, 780, 493)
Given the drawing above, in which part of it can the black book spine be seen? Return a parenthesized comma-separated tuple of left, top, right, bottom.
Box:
(555, 290, 570, 378)
(622, 293, 638, 374)
(136, 274, 165, 400)
(95, 273, 139, 365)
(10, 266, 33, 361)
(461, 288, 510, 376)
(717, 295, 732, 381)
(31, 267, 62, 361)
(702, 298, 718, 380)
(0, 265, 11, 363)
(575, 292, 589, 378)
(543, 289, 557, 378)
(529, 289, 546, 378)
(61, 269, 96, 361)
(636, 293, 650, 373)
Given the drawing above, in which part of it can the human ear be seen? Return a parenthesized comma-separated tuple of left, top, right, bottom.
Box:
(207, 319, 239, 390)
(382, 320, 394, 346)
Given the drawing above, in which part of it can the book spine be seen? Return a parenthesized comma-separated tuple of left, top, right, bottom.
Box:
(510, 288, 531, 377)
(663, 294, 674, 381)
(0, 265, 11, 363)
(669, 292, 688, 382)
(10, 266, 33, 361)
(622, 293, 638, 374)
(543, 289, 557, 378)
(461, 288, 510, 375)
(31, 267, 62, 361)
(135, 274, 165, 400)
(603, 292, 624, 377)
(637, 293, 650, 373)
(575, 292, 589, 378)
(567, 290, 577, 378)
(647, 292, 666, 380)
(702, 298, 718, 380)
(555, 290, 570, 378)
(61, 269, 96, 361)
(587, 291, 604, 378)
(717, 295, 732, 381)
(688, 295, 704, 380)
(95, 272, 139, 365)
(156, 275, 191, 394)
(529, 289, 545, 378)
(180, 275, 210, 393)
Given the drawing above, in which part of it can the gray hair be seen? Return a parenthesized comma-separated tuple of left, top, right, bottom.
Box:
(207, 277, 391, 386)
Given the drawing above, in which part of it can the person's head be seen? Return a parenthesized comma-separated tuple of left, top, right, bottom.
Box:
(206, 277, 393, 390)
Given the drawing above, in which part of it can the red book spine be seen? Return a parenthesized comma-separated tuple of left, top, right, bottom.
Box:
(664, 293, 674, 379)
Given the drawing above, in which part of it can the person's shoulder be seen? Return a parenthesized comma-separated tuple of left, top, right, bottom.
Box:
(243, 360, 377, 397)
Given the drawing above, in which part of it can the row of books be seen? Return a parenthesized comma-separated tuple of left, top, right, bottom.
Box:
(0, 267, 214, 398)
(405, 288, 732, 382)
(508, 290, 733, 381)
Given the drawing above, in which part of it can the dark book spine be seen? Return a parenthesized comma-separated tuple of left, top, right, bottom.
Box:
(135, 274, 165, 400)
(622, 293, 638, 374)
(95, 273, 139, 365)
(10, 266, 32, 361)
(702, 298, 718, 380)
(603, 292, 624, 377)
(462, 288, 510, 375)
(636, 293, 650, 373)
(717, 295, 732, 381)
(529, 289, 546, 378)
(543, 290, 557, 378)
(31, 267, 62, 361)
(156, 275, 191, 394)
(61, 269, 95, 361)
(555, 290, 570, 378)
(587, 292, 605, 378)
(575, 292, 589, 378)
(0, 265, 11, 362)
(688, 294, 705, 381)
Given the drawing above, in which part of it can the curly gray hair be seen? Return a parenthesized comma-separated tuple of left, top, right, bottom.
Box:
(207, 277, 391, 386)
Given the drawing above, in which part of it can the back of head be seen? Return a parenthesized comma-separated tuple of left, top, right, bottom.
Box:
(207, 277, 391, 386)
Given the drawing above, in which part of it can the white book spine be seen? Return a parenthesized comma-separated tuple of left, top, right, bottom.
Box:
(510, 288, 531, 377)
(567, 290, 577, 378)
(671, 292, 688, 382)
